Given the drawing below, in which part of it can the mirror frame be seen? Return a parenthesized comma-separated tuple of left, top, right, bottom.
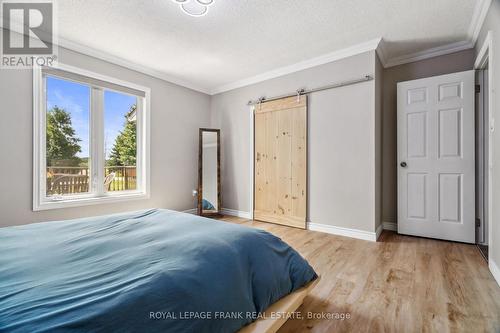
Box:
(198, 128, 222, 217)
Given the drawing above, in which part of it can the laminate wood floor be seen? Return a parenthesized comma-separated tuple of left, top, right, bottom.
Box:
(217, 216, 500, 333)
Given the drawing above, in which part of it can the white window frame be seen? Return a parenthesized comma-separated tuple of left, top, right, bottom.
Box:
(33, 63, 151, 211)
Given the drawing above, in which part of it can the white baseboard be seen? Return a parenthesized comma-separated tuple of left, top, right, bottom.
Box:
(383, 221, 397, 231)
(376, 223, 383, 240)
(221, 209, 377, 241)
(221, 208, 252, 219)
(490, 260, 500, 287)
(183, 208, 252, 219)
(220, 209, 393, 242)
(307, 222, 378, 242)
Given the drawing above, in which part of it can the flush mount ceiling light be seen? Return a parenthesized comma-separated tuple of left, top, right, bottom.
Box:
(171, 0, 214, 17)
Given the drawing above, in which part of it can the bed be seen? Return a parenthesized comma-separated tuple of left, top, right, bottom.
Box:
(0, 209, 317, 333)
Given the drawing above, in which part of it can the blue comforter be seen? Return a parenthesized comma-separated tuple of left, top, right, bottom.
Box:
(0, 209, 317, 333)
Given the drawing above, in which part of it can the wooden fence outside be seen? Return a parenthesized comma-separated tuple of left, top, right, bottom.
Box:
(106, 166, 137, 192)
(46, 166, 137, 195)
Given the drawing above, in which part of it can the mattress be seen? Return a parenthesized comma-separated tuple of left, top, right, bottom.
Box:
(0, 209, 317, 332)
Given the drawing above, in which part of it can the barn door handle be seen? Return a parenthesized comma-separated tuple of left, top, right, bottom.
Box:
(400, 162, 407, 168)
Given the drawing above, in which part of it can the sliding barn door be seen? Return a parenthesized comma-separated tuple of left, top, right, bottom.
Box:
(254, 96, 307, 229)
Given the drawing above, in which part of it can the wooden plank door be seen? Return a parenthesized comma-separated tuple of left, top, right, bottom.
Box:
(254, 96, 307, 229)
(397, 71, 475, 243)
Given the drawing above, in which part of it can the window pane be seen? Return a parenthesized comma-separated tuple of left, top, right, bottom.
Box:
(104, 90, 138, 192)
(45, 76, 91, 197)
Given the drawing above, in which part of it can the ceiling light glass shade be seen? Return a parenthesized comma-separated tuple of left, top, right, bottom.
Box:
(171, 0, 213, 17)
(181, 1, 208, 16)
(196, 0, 214, 5)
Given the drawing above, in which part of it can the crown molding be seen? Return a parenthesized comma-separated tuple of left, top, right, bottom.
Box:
(468, 0, 492, 45)
(210, 38, 382, 95)
(4, 0, 490, 95)
(376, 39, 389, 67)
(381, 40, 474, 68)
(57, 37, 212, 94)
(379, 0, 490, 69)
(0, 24, 211, 94)
(474, 31, 492, 69)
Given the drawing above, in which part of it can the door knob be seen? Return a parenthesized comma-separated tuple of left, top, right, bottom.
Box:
(400, 162, 407, 168)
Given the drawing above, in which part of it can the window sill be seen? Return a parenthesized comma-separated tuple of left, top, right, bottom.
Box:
(33, 192, 150, 211)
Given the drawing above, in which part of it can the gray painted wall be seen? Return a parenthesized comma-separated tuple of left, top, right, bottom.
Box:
(211, 51, 380, 233)
(0, 46, 211, 227)
(475, 0, 500, 270)
(381, 49, 475, 224)
(211, 48, 477, 233)
(0, 27, 482, 244)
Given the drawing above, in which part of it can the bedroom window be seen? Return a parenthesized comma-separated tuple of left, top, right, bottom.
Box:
(33, 64, 150, 210)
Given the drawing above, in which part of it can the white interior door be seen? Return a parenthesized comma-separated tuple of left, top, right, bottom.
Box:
(397, 70, 475, 243)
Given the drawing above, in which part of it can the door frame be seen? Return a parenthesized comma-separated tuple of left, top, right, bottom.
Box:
(249, 105, 255, 220)
(474, 31, 494, 265)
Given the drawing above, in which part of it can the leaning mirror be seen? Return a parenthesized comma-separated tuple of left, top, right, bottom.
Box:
(198, 129, 221, 216)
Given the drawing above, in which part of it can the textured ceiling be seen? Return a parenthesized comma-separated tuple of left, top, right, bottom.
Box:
(53, 0, 478, 93)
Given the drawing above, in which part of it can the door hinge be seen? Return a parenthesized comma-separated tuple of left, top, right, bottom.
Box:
(476, 218, 481, 227)
(475, 85, 481, 93)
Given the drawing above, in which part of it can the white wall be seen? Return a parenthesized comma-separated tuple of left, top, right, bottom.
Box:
(211, 51, 379, 233)
(475, 0, 500, 276)
(0, 46, 211, 227)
